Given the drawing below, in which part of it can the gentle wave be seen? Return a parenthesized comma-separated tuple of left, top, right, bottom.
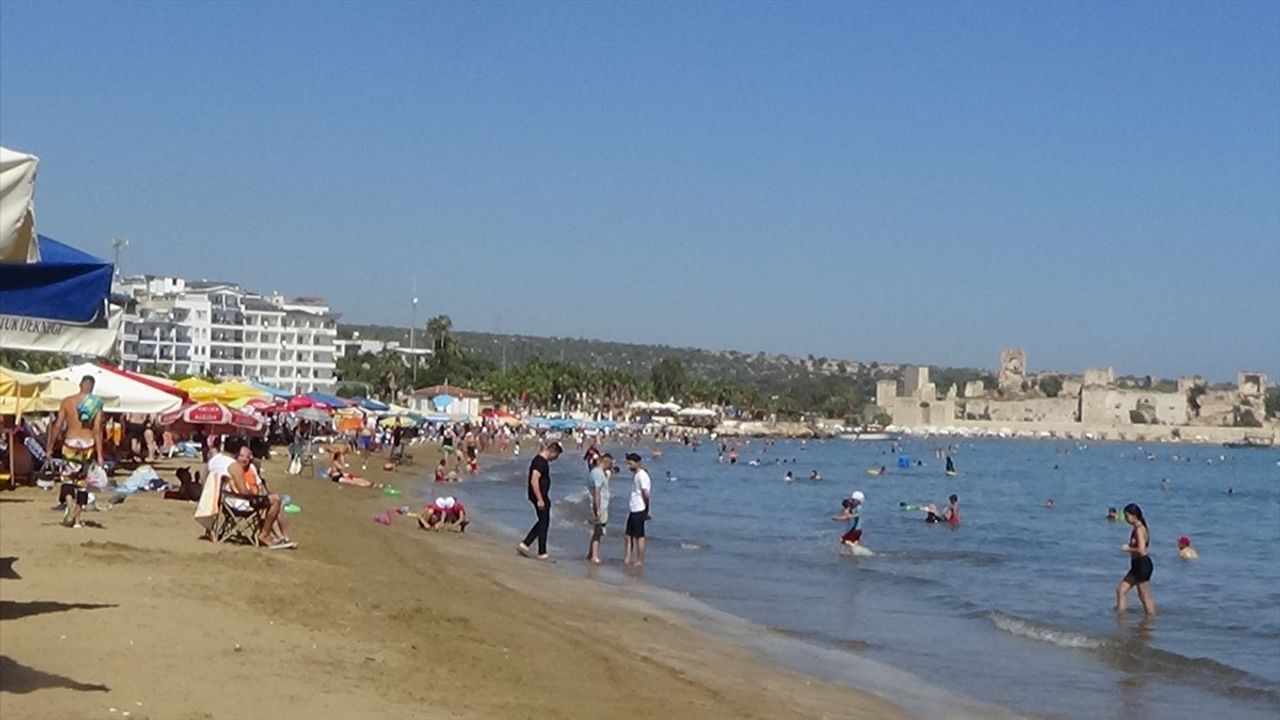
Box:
(988, 610, 1108, 649)
(985, 611, 1280, 708)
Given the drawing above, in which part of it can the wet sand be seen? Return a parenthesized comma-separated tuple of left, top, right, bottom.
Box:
(0, 444, 908, 720)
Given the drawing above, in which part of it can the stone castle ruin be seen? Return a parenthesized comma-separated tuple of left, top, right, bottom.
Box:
(876, 348, 1272, 431)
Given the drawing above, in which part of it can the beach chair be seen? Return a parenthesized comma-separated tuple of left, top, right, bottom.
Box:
(212, 490, 267, 546)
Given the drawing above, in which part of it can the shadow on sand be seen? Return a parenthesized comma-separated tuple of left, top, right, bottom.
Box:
(0, 655, 109, 694)
(0, 600, 117, 622)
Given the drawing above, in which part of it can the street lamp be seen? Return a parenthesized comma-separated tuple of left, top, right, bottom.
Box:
(111, 238, 128, 279)
(410, 293, 419, 385)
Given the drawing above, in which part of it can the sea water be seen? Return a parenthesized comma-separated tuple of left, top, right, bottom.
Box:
(422, 439, 1280, 720)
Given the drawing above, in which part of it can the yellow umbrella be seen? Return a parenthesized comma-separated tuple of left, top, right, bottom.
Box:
(176, 377, 228, 402)
(216, 381, 268, 402)
(378, 415, 420, 428)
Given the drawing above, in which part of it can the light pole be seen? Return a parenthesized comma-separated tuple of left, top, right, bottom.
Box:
(410, 292, 419, 386)
(111, 237, 128, 279)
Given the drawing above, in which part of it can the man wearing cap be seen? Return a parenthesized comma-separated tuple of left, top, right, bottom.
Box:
(518, 441, 562, 559)
(623, 453, 652, 566)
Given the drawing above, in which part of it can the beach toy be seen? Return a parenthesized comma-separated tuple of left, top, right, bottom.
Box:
(283, 504, 302, 514)
(373, 511, 392, 525)
(383, 487, 402, 496)
(383, 463, 395, 471)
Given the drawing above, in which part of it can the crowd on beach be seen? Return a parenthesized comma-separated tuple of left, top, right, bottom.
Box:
(17, 372, 1216, 620)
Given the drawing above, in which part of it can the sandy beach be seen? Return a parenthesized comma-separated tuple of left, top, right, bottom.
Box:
(0, 444, 908, 720)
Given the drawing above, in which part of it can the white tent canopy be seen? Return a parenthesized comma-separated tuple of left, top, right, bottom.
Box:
(0, 146, 39, 263)
(676, 407, 717, 417)
(40, 363, 182, 415)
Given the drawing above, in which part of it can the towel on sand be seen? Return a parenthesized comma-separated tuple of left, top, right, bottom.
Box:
(194, 473, 221, 531)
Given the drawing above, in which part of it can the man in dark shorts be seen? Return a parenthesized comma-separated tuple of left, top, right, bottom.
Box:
(623, 453, 652, 566)
(517, 442, 562, 559)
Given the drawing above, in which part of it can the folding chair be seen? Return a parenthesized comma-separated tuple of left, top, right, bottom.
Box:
(212, 490, 267, 546)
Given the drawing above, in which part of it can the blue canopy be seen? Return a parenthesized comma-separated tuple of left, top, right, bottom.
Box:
(250, 381, 293, 399)
(0, 235, 113, 323)
(431, 394, 455, 409)
(305, 391, 351, 408)
(547, 418, 579, 431)
(358, 397, 390, 412)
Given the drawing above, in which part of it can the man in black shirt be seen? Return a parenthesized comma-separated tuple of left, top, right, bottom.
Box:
(518, 441, 563, 559)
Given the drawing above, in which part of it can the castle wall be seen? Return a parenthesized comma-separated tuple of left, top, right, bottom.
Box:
(1080, 387, 1188, 426)
(962, 397, 1078, 423)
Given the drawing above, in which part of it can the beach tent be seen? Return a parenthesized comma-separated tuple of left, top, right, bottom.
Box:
(1, 146, 39, 263)
(0, 147, 121, 355)
(250, 381, 293, 399)
(0, 366, 104, 415)
(97, 364, 189, 402)
(304, 391, 351, 409)
(40, 363, 182, 415)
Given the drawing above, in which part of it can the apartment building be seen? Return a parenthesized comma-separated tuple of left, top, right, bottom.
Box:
(116, 276, 338, 394)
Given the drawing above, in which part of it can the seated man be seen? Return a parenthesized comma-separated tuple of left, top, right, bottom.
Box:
(225, 439, 293, 548)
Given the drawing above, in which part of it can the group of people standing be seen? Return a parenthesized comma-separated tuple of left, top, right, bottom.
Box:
(516, 440, 653, 566)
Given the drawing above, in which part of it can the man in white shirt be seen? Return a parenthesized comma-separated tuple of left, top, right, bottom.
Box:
(623, 452, 652, 567)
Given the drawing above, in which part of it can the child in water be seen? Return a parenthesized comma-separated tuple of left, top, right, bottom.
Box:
(833, 491, 865, 549)
(1177, 536, 1198, 560)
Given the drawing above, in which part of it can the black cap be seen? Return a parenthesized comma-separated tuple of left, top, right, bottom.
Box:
(625, 452, 642, 462)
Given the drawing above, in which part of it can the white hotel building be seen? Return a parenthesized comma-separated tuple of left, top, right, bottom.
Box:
(116, 276, 339, 393)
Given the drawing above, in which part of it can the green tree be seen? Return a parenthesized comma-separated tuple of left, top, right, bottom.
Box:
(650, 356, 687, 401)
(1039, 374, 1064, 398)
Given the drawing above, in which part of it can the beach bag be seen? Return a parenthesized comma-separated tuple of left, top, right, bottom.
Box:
(288, 456, 302, 476)
(85, 464, 109, 490)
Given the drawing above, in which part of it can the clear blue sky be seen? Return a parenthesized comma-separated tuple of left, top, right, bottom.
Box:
(3, 1, 1277, 380)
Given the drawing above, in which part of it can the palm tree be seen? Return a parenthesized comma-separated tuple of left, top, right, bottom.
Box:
(425, 314, 459, 358)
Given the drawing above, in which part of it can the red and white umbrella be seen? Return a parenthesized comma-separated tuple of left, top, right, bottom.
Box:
(160, 402, 263, 431)
(239, 396, 280, 412)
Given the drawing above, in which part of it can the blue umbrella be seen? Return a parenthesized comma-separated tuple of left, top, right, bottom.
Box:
(431, 394, 455, 409)
(359, 397, 390, 412)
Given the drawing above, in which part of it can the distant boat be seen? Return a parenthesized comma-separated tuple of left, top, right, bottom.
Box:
(1223, 435, 1275, 449)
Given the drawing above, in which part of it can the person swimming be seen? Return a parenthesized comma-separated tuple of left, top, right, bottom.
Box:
(1106, 507, 1118, 522)
(922, 495, 960, 526)
(1177, 536, 1198, 559)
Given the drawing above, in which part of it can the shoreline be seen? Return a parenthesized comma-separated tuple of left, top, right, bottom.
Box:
(0, 445, 910, 720)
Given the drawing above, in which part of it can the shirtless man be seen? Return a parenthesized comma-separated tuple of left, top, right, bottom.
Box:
(46, 375, 105, 528)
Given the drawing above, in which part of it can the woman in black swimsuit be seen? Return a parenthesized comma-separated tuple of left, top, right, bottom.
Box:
(1116, 502, 1156, 616)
